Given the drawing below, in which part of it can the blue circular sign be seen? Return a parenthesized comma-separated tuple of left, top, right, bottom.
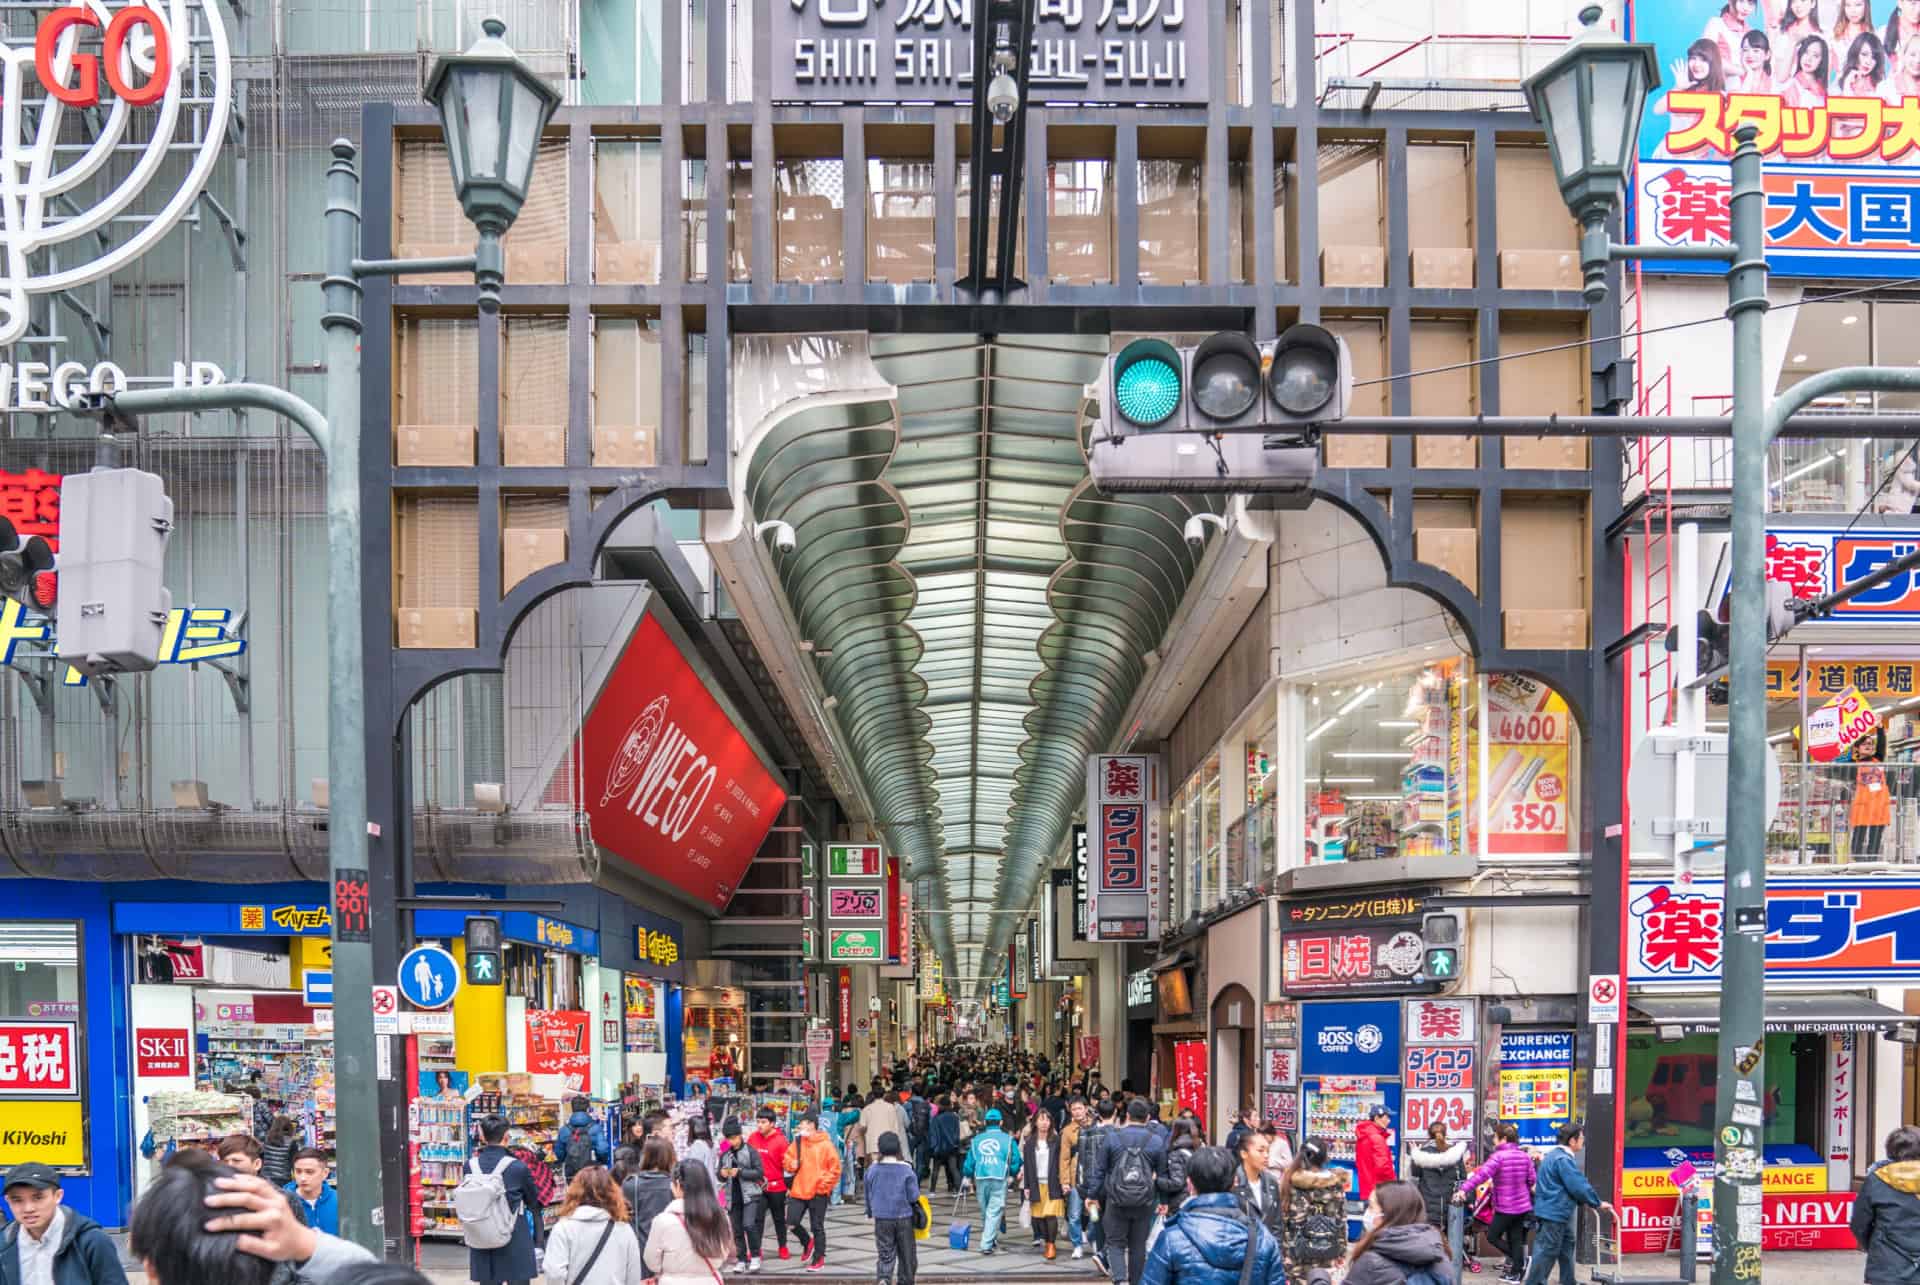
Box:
(398, 945, 460, 1010)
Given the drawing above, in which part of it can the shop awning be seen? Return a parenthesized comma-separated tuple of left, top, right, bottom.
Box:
(1630, 992, 1920, 1034)
(1149, 949, 1195, 974)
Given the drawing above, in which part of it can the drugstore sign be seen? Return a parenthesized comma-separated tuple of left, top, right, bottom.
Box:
(1629, 877, 1920, 985)
(1762, 526, 1920, 622)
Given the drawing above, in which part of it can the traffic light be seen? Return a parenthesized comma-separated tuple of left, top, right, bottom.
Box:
(54, 468, 174, 676)
(1422, 910, 1463, 984)
(0, 516, 56, 613)
(465, 916, 502, 986)
(1091, 324, 1350, 498)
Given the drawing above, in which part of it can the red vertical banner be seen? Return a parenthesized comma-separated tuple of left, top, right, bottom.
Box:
(837, 967, 852, 1058)
(885, 857, 903, 962)
(1174, 1039, 1208, 1120)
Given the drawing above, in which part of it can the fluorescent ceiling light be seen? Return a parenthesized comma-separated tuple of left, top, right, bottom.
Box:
(1313, 776, 1378, 784)
(1343, 793, 1403, 801)
(1379, 720, 1419, 729)
(1770, 450, 1843, 491)
(1336, 685, 1379, 718)
(1305, 717, 1340, 742)
(1332, 751, 1414, 760)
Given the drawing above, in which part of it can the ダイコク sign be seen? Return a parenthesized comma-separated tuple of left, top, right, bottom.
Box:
(1629, 878, 1920, 985)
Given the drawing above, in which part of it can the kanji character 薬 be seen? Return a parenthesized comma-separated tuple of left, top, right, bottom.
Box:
(1766, 891, 1857, 961)
(1769, 180, 1846, 243)
(1766, 534, 1827, 601)
(1414, 1001, 1464, 1041)
(1642, 894, 1723, 973)
(1103, 758, 1143, 799)
(0, 469, 61, 550)
(1652, 168, 1732, 245)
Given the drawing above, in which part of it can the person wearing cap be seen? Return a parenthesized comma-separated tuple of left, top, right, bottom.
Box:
(1, 1163, 129, 1285)
(1355, 1105, 1396, 1203)
(962, 1108, 1022, 1254)
(719, 1118, 768, 1271)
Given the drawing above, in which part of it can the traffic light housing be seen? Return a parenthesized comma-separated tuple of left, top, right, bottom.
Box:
(1422, 909, 1463, 984)
(54, 468, 174, 676)
(465, 916, 502, 986)
(0, 516, 56, 613)
(1092, 324, 1350, 498)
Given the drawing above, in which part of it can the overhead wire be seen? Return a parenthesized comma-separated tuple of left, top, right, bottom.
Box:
(1353, 276, 1920, 389)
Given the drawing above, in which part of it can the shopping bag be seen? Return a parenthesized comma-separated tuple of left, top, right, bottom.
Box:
(1019, 1200, 1033, 1230)
(914, 1197, 933, 1241)
(1145, 1212, 1165, 1255)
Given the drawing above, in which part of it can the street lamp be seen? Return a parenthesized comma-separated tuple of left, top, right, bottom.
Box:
(425, 16, 562, 305)
(1520, 4, 1659, 301)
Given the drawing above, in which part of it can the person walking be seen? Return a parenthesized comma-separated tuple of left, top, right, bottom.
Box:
(1160, 1121, 1201, 1211)
(1346, 1180, 1455, 1285)
(718, 1119, 767, 1272)
(1079, 1097, 1119, 1274)
(1061, 1098, 1091, 1259)
(834, 1098, 864, 1204)
(1, 1163, 131, 1285)
(746, 1110, 795, 1261)
(784, 1111, 841, 1271)
(1521, 1124, 1609, 1285)
(1356, 1107, 1397, 1203)
(643, 1162, 732, 1285)
(621, 1137, 677, 1267)
(1232, 1129, 1283, 1250)
(1086, 1098, 1170, 1285)
(1223, 1109, 1259, 1160)
(561, 1097, 611, 1179)
(928, 1095, 963, 1196)
(283, 1151, 339, 1237)
(1456, 1125, 1533, 1282)
(906, 1083, 933, 1184)
(1411, 1123, 1468, 1238)
(681, 1118, 720, 1201)
(1850, 1124, 1920, 1281)
(466, 1114, 542, 1285)
(1137, 1147, 1285, 1285)
(1021, 1107, 1069, 1259)
(962, 1108, 1023, 1255)
(259, 1117, 301, 1189)
(861, 1089, 901, 1172)
(865, 1133, 921, 1285)
(543, 1167, 644, 1285)
(1278, 1139, 1348, 1284)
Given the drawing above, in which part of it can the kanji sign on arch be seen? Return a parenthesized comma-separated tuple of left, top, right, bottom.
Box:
(1629, 877, 1920, 985)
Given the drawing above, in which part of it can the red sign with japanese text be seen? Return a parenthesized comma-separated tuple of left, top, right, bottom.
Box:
(837, 967, 852, 1054)
(1403, 1092, 1474, 1137)
(1174, 1039, 1207, 1120)
(1618, 1193, 1856, 1253)
(1087, 754, 1160, 942)
(572, 612, 787, 910)
(0, 469, 60, 550)
(0, 1021, 77, 1096)
(134, 1028, 191, 1078)
(525, 1010, 591, 1091)
(1281, 926, 1428, 994)
(1406, 999, 1477, 1045)
(1404, 1045, 1475, 1092)
(1630, 877, 1920, 984)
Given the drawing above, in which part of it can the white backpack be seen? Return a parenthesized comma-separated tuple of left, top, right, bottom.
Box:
(454, 1155, 518, 1249)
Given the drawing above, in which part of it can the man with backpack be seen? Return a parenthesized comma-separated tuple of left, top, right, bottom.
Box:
(561, 1096, 609, 1179)
(1087, 1098, 1170, 1285)
(459, 1114, 541, 1285)
(1137, 1147, 1286, 1285)
(906, 1081, 932, 1183)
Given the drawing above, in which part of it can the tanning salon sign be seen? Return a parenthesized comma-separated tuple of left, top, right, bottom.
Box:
(771, 0, 1205, 105)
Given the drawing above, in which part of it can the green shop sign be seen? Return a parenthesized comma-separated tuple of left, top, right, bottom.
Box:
(828, 928, 884, 962)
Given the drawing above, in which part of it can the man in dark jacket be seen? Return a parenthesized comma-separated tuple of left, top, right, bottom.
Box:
(1230, 1131, 1284, 1248)
(1078, 1099, 1117, 1273)
(906, 1082, 933, 1182)
(560, 1096, 609, 1175)
(1851, 1124, 1920, 1283)
(1, 1164, 130, 1285)
(1088, 1098, 1171, 1285)
(866, 1133, 921, 1285)
(468, 1115, 542, 1285)
(1524, 1123, 1610, 1285)
(1138, 1147, 1284, 1285)
(927, 1096, 963, 1195)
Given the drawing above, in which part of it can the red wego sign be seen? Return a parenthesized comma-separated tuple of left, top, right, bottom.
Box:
(575, 613, 787, 909)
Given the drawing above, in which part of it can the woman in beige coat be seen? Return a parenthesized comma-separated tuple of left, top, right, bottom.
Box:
(646, 1160, 734, 1285)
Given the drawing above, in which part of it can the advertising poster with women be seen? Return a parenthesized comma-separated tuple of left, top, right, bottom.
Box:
(1632, 0, 1920, 274)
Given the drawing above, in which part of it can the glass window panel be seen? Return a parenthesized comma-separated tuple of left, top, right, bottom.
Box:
(775, 159, 845, 284)
(0, 923, 79, 1018)
(1138, 159, 1201, 285)
(594, 140, 663, 284)
(591, 318, 661, 468)
(869, 159, 937, 283)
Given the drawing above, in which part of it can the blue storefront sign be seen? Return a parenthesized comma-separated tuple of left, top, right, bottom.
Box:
(1497, 1030, 1575, 1146)
(113, 900, 333, 937)
(1302, 999, 1403, 1079)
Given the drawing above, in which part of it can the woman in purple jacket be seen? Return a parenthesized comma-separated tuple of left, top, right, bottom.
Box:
(1454, 1124, 1534, 1283)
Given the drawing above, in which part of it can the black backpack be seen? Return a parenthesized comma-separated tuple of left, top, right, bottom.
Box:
(563, 1124, 595, 1177)
(1107, 1143, 1156, 1208)
(1290, 1210, 1344, 1264)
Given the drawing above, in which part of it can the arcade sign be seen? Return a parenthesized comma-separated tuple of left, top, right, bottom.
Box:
(769, 0, 1206, 107)
(0, 0, 232, 345)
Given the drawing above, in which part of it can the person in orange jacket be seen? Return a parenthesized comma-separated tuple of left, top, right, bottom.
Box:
(783, 1111, 844, 1271)
(1355, 1105, 1397, 1202)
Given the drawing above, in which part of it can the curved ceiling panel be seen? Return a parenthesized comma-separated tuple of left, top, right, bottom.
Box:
(742, 334, 1226, 995)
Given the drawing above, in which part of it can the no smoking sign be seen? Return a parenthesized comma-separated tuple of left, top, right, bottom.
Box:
(1587, 973, 1621, 1024)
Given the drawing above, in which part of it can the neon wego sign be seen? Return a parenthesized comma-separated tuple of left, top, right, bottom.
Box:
(0, 0, 232, 344)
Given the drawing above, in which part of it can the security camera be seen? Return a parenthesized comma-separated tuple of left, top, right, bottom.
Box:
(987, 72, 1020, 125)
(753, 519, 796, 552)
(1183, 512, 1230, 549)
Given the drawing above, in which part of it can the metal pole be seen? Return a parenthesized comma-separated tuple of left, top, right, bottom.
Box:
(1713, 121, 1768, 1285)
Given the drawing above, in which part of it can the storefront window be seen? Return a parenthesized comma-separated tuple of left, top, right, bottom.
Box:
(1299, 657, 1579, 863)
(1246, 722, 1278, 885)
(0, 922, 79, 1016)
(1763, 646, 1920, 865)
(1768, 299, 1920, 509)
(1169, 790, 1188, 923)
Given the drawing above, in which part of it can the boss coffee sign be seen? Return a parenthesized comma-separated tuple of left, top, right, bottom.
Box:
(771, 0, 1206, 106)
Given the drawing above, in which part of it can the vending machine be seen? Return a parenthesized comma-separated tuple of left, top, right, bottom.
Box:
(1299, 999, 1404, 1223)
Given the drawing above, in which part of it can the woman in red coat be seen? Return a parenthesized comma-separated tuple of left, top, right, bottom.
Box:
(1354, 1105, 1397, 1201)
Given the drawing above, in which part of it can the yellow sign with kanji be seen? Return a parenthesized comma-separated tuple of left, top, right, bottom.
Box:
(1768, 660, 1920, 701)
